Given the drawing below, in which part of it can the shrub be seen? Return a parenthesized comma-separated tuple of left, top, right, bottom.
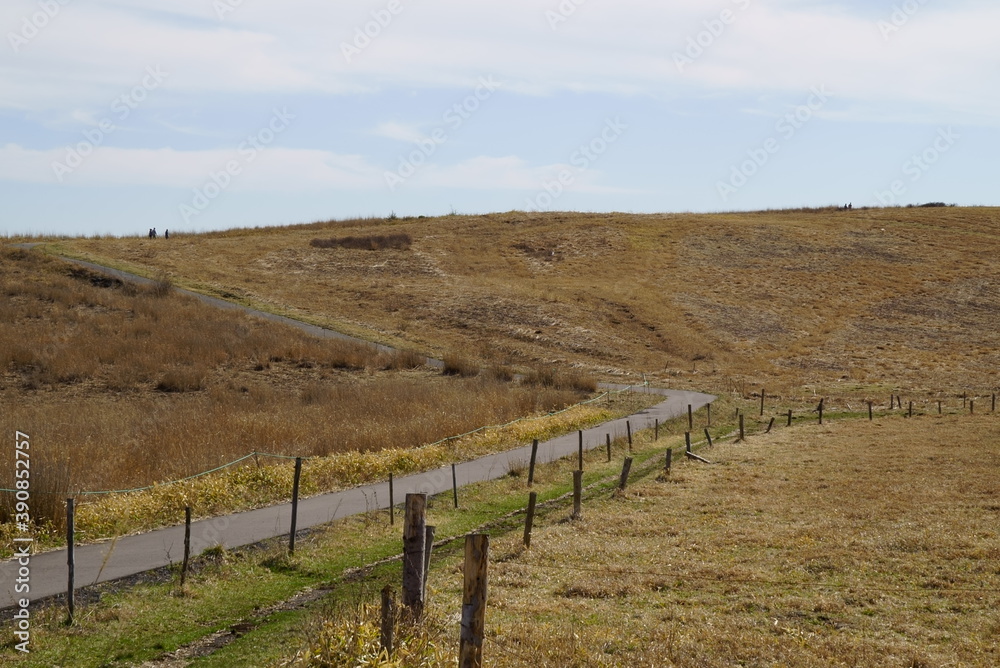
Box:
(442, 352, 479, 377)
(309, 233, 412, 251)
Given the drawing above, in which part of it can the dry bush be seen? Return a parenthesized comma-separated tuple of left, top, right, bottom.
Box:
(156, 365, 208, 393)
(442, 352, 479, 377)
(309, 232, 412, 251)
(524, 366, 597, 393)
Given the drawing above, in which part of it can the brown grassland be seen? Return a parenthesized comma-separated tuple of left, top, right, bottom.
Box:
(0, 246, 623, 552)
(419, 412, 1000, 666)
(53, 205, 1000, 398)
(3, 206, 1000, 666)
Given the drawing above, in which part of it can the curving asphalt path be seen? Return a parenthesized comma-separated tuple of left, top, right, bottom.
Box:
(1, 248, 715, 609)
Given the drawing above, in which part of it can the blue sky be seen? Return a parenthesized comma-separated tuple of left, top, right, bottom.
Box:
(1, 0, 997, 236)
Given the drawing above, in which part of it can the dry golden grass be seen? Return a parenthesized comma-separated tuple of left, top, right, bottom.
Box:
(55, 207, 1000, 398)
(0, 247, 623, 542)
(422, 413, 1000, 666)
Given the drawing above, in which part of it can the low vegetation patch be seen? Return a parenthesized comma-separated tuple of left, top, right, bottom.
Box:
(309, 232, 412, 250)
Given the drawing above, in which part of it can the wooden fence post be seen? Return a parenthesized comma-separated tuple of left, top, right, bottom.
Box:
(688, 404, 693, 431)
(618, 457, 633, 491)
(992, 393, 996, 412)
(665, 448, 672, 474)
(181, 506, 191, 588)
(572, 470, 583, 519)
(289, 456, 302, 555)
(452, 463, 459, 509)
(908, 401, 913, 418)
(389, 472, 395, 526)
(402, 494, 427, 618)
(868, 401, 873, 421)
(626, 421, 632, 452)
(528, 439, 538, 486)
(787, 409, 793, 427)
(459, 534, 489, 668)
(606, 434, 611, 462)
(66, 498, 74, 625)
(818, 398, 824, 425)
(524, 492, 537, 548)
(685, 432, 692, 454)
(738, 413, 745, 442)
(578, 430, 584, 471)
(938, 400, 942, 415)
(890, 394, 895, 410)
(704, 428, 713, 447)
(970, 400, 974, 415)
(760, 388, 765, 416)
(380, 585, 396, 656)
(765, 417, 775, 433)
(655, 419, 659, 441)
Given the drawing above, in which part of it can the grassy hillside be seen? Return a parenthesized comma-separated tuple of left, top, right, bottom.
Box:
(55, 206, 1000, 398)
(0, 246, 627, 550)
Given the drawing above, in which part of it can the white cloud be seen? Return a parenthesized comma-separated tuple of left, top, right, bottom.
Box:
(2, 0, 997, 123)
(0, 143, 383, 190)
(371, 121, 428, 143)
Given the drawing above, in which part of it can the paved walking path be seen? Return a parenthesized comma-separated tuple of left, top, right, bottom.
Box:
(1, 247, 715, 609)
(2, 386, 712, 609)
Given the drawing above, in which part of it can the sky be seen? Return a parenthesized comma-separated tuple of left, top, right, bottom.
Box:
(0, 0, 997, 237)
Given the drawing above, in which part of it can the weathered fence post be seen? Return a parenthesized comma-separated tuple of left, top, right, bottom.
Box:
(572, 470, 583, 519)
(452, 463, 459, 509)
(704, 428, 713, 447)
(818, 398, 824, 425)
(618, 457, 633, 491)
(389, 472, 395, 526)
(787, 409, 793, 427)
(688, 404, 694, 431)
(685, 431, 692, 454)
(181, 506, 191, 588)
(765, 417, 775, 433)
(938, 400, 942, 415)
(655, 418, 659, 441)
(992, 393, 996, 412)
(868, 401, 873, 421)
(528, 439, 538, 486)
(524, 492, 538, 548)
(738, 413, 745, 441)
(578, 430, 584, 471)
(380, 585, 396, 656)
(970, 400, 974, 415)
(890, 394, 895, 410)
(908, 401, 913, 418)
(402, 494, 427, 618)
(665, 448, 672, 474)
(459, 534, 489, 668)
(289, 456, 302, 555)
(66, 498, 74, 625)
(606, 434, 611, 462)
(626, 421, 632, 452)
(760, 388, 765, 416)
